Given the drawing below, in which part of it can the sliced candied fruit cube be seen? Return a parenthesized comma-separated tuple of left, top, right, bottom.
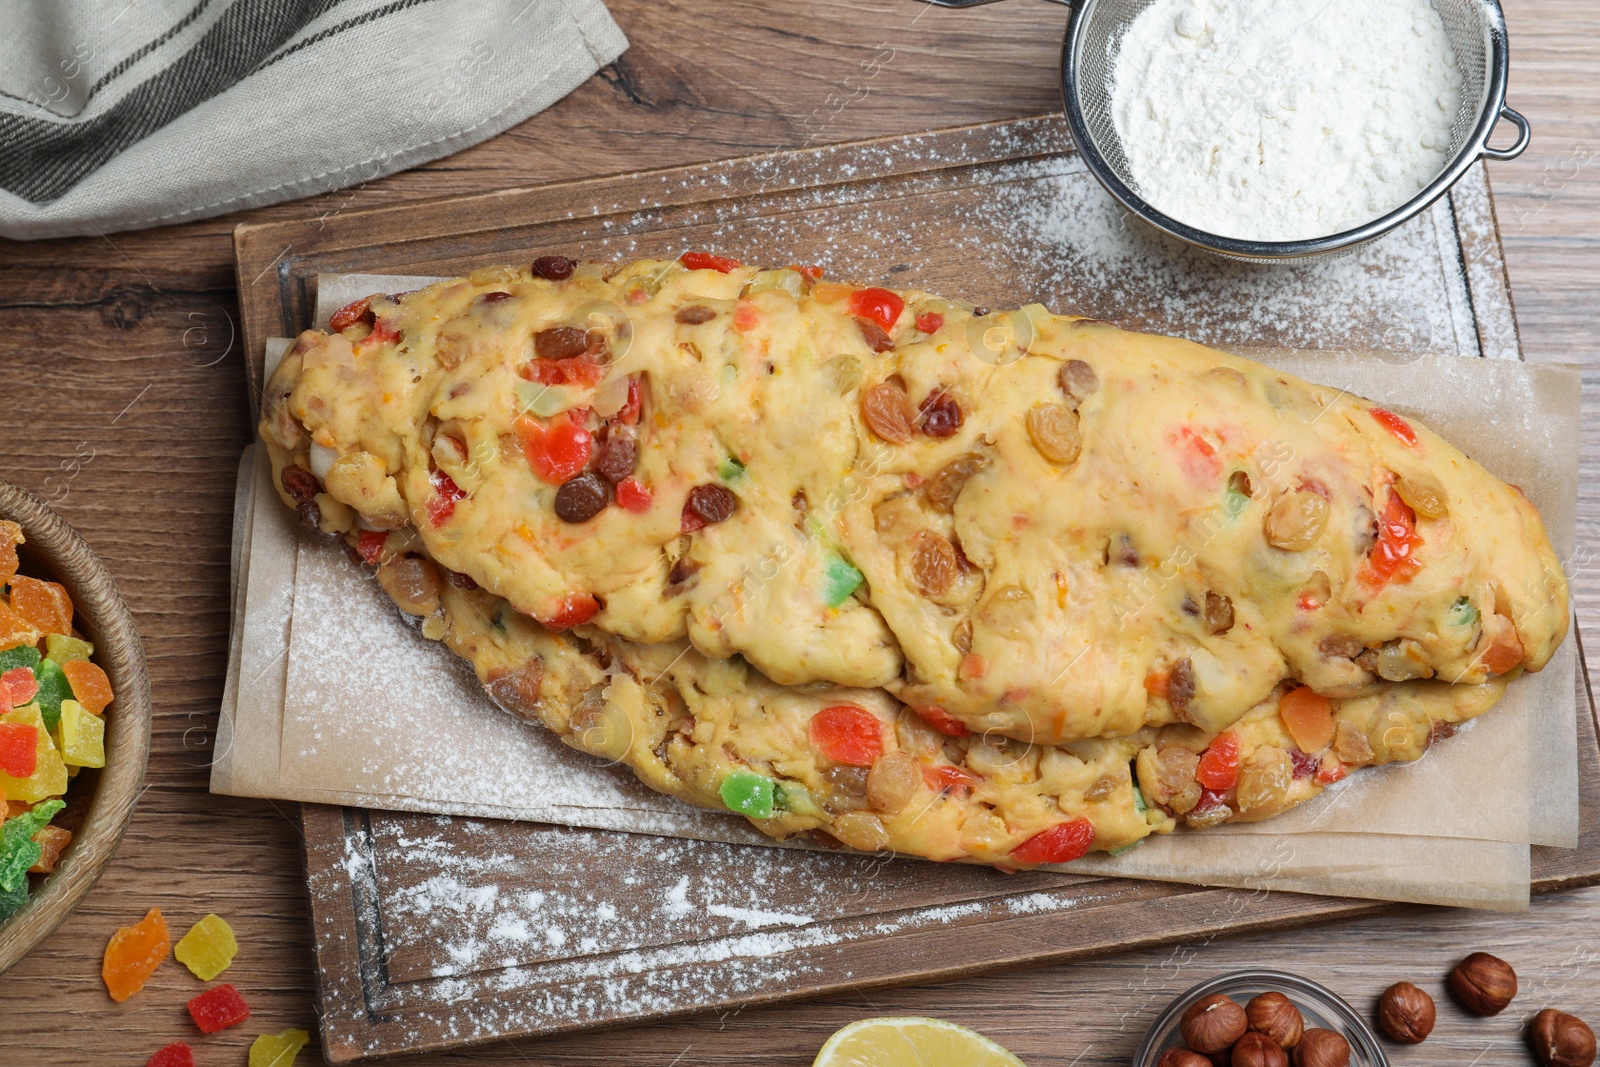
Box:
(61, 659, 113, 715)
(8, 576, 72, 636)
(32, 659, 72, 731)
(0, 602, 41, 653)
(59, 700, 104, 768)
(0, 521, 21, 584)
(44, 634, 93, 664)
(1, 705, 67, 803)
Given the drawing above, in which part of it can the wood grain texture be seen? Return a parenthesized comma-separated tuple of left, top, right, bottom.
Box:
(0, 1, 1595, 1063)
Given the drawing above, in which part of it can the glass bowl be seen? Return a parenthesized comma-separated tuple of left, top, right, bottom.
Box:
(1134, 969, 1389, 1066)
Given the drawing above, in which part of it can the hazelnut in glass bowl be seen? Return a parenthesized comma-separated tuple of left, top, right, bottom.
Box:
(1136, 970, 1388, 1067)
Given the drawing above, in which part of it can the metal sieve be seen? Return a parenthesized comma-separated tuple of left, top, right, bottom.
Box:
(921, 0, 1530, 261)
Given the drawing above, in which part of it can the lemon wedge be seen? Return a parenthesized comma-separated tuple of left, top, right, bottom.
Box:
(812, 1016, 1028, 1067)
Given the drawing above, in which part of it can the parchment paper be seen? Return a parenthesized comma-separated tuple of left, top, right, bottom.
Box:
(212, 291, 1583, 911)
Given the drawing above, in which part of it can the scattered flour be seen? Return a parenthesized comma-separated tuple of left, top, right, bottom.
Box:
(1111, 0, 1465, 241)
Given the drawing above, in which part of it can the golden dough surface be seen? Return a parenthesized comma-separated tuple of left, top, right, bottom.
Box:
(262, 257, 1566, 746)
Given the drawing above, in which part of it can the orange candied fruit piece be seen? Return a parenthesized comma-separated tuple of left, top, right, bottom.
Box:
(102, 907, 171, 1002)
(1279, 686, 1335, 753)
(28, 825, 72, 874)
(62, 660, 114, 715)
(0, 602, 40, 653)
(0, 521, 21, 585)
(8, 575, 73, 636)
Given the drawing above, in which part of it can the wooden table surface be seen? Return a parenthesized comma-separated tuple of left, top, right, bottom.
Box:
(1, 2, 1595, 1064)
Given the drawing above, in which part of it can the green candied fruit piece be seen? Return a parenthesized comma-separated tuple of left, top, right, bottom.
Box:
(0, 875, 25, 921)
(774, 782, 822, 818)
(32, 659, 72, 732)
(719, 771, 776, 820)
(1222, 470, 1252, 518)
(0, 799, 64, 896)
(740, 268, 805, 301)
(1449, 596, 1480, 627)
(821, 554, 864, 608)
(717, 457, 747, 483)
(0, 646, 41, 673)
(44, 634, 93, 665)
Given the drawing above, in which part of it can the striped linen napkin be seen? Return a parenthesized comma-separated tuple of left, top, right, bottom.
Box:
(0, 0, 627, 239)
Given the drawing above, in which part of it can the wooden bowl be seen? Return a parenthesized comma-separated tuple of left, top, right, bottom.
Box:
(0, 479, 152, 974)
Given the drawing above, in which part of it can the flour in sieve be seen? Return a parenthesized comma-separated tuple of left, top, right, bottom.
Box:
(1111, 0, 1464, 241)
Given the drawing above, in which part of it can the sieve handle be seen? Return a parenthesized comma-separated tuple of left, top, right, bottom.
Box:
(1481, 106, 1531, 162)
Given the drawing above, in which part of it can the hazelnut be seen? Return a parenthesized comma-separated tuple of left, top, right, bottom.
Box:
(1231, 1030, 1288, 1067)
(1157, 1049, 1212, 1067)
(1376, 981, 1435, 1044)
(1530, 1009, 1597, 1067)
(1247, 991, 1304, 1048)
(1449, 951, 1518, 1016)
(1181, 994, 1249, 1054)
(1290, 1028, 1350, 1067)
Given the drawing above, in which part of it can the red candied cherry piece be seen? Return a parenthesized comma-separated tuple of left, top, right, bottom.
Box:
(186, 983, 251, 1034)
(147, 1043, 195, 1067)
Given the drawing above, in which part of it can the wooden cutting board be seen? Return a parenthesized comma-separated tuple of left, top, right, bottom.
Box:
(232, 115, 1599, 1063)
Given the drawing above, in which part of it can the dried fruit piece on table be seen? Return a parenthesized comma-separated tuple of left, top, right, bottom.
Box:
(8, 575, 73, 635)
(146, 1042, 195, 1067)
(1449, 951, 1518, 1015)
(103, 907, 171, 1002)
(250, 1028, 312, 1067)
(175, 913, 239, 981)
(187, 982, 252, 1033)
(58, 700, 105, 768)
